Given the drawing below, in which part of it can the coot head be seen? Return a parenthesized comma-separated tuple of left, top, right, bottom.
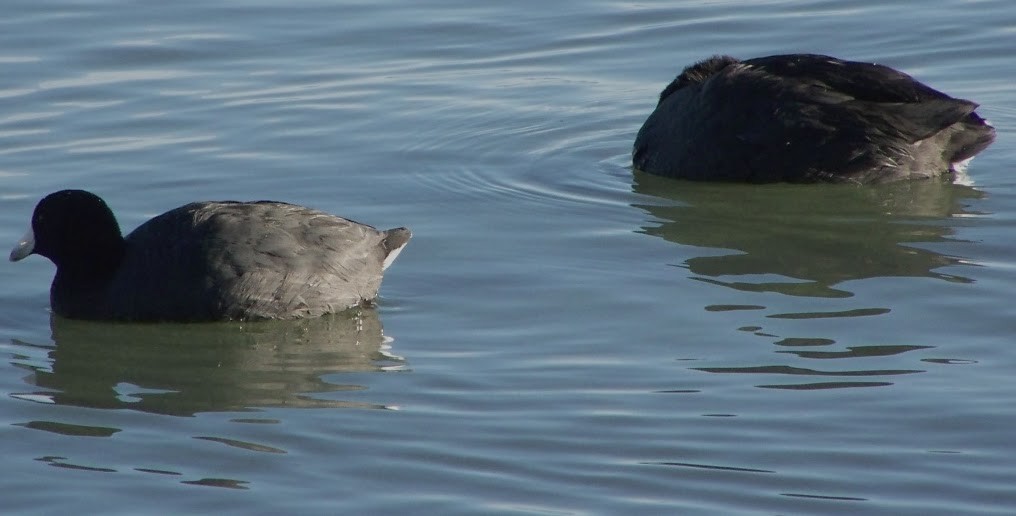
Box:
(10, 189, 124, 275)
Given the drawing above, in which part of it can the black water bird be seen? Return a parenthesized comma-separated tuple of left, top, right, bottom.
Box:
(10, 189, 411, 321)
(633, 54, 995, 183)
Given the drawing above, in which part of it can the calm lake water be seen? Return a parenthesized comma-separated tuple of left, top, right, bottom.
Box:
(2, 1, 1015, 514)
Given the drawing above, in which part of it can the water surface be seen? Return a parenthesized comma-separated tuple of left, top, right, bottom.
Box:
(2, 0, 1015, 514)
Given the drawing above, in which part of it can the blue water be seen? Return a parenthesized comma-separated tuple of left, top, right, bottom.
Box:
(2, 1, 1015, 514)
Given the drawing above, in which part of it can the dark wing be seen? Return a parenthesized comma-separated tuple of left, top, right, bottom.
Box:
(195, 202, 388, 319)
(743, 54, 953, 103)
(718, 59, 979, 181)
(115, 202, 389, 320)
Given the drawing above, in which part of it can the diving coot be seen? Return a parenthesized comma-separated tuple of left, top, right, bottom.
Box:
(633, 54, 996, 183)
(10, 190, 411, 321)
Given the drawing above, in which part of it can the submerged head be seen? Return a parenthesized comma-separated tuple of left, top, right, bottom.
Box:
(10, 189, 123, 268)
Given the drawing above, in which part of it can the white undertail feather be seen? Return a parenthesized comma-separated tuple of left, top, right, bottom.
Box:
(953, 157, 974, 186)
(382, 241, 407, 271)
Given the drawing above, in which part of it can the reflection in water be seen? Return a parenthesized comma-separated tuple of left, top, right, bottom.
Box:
(181, 478, 250, 490)
(36, 456, 117, 473)
(684, 339, 938, 390)
(643, 461, 775, 474)
(16, 420, 119, 437)
(632, 170, 982, 298)
(194, 436, 286, 454)
(14, 309, 403, 416)
(632, 172, 981, 389)
(693, 362, 920, 390)
(777, 344, 931, 360)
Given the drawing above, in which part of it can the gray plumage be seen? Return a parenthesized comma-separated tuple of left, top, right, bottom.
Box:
(633, 54, 996, 183)
(10, 190, 411, 321)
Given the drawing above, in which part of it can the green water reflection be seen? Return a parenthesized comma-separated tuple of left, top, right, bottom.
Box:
(632, 172, 982, 389)
(632, 171, 982, 298)
(15, 309, 402, 416)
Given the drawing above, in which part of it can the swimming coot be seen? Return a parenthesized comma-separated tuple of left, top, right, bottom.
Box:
(10, 190, 411, 321)
(633, 54, 996, 183)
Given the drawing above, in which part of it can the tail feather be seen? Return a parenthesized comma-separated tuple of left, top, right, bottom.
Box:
(871, 98, 978, 143)
(381, 227, 411, 271)
(949, 113, 996, 163)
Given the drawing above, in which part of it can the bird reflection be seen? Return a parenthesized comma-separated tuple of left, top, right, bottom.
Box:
(632, 170, 982, 298)
(18, 309, 403, 416)
(631, 172, 987, 389)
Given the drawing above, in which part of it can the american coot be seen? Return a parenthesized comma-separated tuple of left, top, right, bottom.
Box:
(10, 190, 411, 322)
(633, 54, 996, 183)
